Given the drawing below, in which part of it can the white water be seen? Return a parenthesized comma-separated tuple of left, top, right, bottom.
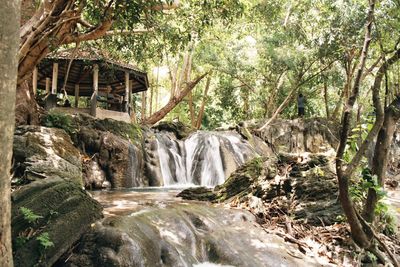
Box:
(156, 131, 256, 187)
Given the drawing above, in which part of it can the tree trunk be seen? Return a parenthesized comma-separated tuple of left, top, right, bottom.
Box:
(188, 92, 196, 127)
(364, 98, 400, 222)
(196, 75, 212, 129)
(323, 80, 330, 119)
(0, 1, 20, 266)
(335, 0, 375, 248)
(258, 85, 297, 131)
(144, 73, 208, 125)
(141, 91, 147, 121)
(363, 48, 400, 222)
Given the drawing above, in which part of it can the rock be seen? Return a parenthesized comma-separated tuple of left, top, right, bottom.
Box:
(152, 121, 195, 139)
(11, 177, 103, 267)
(179, 154, 342, 227)
(59, 202, 318, 267)
(13, 125, 83, 185)
(41, 112, 146, 189)
(83, 159, 109, 189)
(253, 118, 339, 154)
(98, 132, 146, 188)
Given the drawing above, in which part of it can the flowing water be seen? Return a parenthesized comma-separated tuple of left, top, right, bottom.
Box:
(81, 189, 329, 267)
(155, 131, 256, 187)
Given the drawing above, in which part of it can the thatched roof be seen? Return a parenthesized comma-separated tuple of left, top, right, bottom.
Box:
(37, 48, 148, 97)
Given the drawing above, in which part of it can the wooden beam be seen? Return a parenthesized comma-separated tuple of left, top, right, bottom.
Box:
(45, 78, 51, 94)
(125, 71, 129, 112)
(91, 64, 99, 117)
(32, 67, 38, 96)
(51, 63, 58, 94)
(74, 84, 79, 108)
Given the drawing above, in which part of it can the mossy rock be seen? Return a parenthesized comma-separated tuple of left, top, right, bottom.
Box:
(41, 112, 143, 145)
(178, 157, 271, 203)
(11, 177, 102, 267)
(13, 126, 83, 185)
(152, 121, 195, 139)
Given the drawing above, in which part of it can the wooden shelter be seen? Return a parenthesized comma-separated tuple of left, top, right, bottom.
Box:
(33, 48, 148, 123)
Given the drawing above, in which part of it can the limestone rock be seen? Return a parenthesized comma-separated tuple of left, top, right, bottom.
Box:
(152, 120, 195, 139)
(179, 154, 342, 226)
(83, 159, 109, 189)
(254, 118, 339, 154)
(13, 125, 82, 185)
(11, 177, 102, 267)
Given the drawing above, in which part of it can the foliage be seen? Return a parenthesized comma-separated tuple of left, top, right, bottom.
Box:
(36, 232, 54, 250)
(42, 111, 76, 135)
(350, 168, 397, 235)
(20, 207, 43, 224)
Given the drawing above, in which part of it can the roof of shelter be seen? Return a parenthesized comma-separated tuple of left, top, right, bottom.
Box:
(37, 48, 148, 97)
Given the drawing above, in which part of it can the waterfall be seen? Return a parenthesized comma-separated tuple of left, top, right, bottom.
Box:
(155, 131, 257, 187)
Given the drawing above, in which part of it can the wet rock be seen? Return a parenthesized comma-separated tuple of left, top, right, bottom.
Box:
(59, 202, 319, 267)
(98, 132, 145, 188)
(180, 154, 342, 227)
(11, 177, 102, 267)
(41, 112, 146, 189)
(13, 125, 83, 185)
(83, 159, 109, 189)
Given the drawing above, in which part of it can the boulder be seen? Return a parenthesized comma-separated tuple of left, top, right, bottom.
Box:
(253, 118, 339, 154)
(179, 154, 342, 226)
(41, 112, 146, 189)
(11, 177, 103, 267)
(98, 132, 145, 188)
(83, 159, 110, 189)
(13, 125, 83, 185)
(152, 120, 195, 139)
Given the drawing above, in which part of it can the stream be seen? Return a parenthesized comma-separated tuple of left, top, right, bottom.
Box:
(64, 188, 332, 267)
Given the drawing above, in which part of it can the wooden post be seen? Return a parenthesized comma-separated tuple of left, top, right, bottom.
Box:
(74, 84, 79, 108)
(124, 71, 129, 112)
(51, 62, 58, 94)
(141, 91, 147, 121)
(91, 64, 99, 117)
(32, 67, 38, 96)
(45, 78, 51, 94)
(106, 85, 111, 110)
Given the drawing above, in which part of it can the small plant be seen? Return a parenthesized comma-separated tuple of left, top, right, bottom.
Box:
(36, 232, 54, 250)
(20, 207, 43, 224)
(42, 111, 75, 135)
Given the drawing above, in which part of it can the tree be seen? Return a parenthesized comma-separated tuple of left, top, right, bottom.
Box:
(17, 0, 244, 125)
(0, 1, 20, 266)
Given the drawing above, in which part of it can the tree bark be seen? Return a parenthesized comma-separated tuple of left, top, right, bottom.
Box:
(363, 48, 400, 222)
(323, 79, 330, 119)
(196, 75, 212, 129)
(335, 0, 375, 248)
(144, 73, 208, 125)
(0, 1, 20, 266)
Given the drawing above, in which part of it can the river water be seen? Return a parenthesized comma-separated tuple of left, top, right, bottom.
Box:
(86, 188, 331, 267)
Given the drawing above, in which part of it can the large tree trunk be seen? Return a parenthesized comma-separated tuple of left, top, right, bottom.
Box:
(363, 48, 400, 222)
(144, 73, 208, 125)
(364, 98, 400, 222)
(335, 0, 375, 248)
(0, 1, 20, 266)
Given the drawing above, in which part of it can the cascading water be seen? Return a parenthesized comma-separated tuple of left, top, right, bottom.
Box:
(155, 131, 257, 187)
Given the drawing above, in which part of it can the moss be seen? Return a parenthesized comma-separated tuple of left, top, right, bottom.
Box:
(152, 121, 195, 139)
(41, 112, 143, 147)
(179, 157, 267, 203)
(12, 177, 102, 267)
(41, 111, 78, 136)
(93, 118, 143, 143)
